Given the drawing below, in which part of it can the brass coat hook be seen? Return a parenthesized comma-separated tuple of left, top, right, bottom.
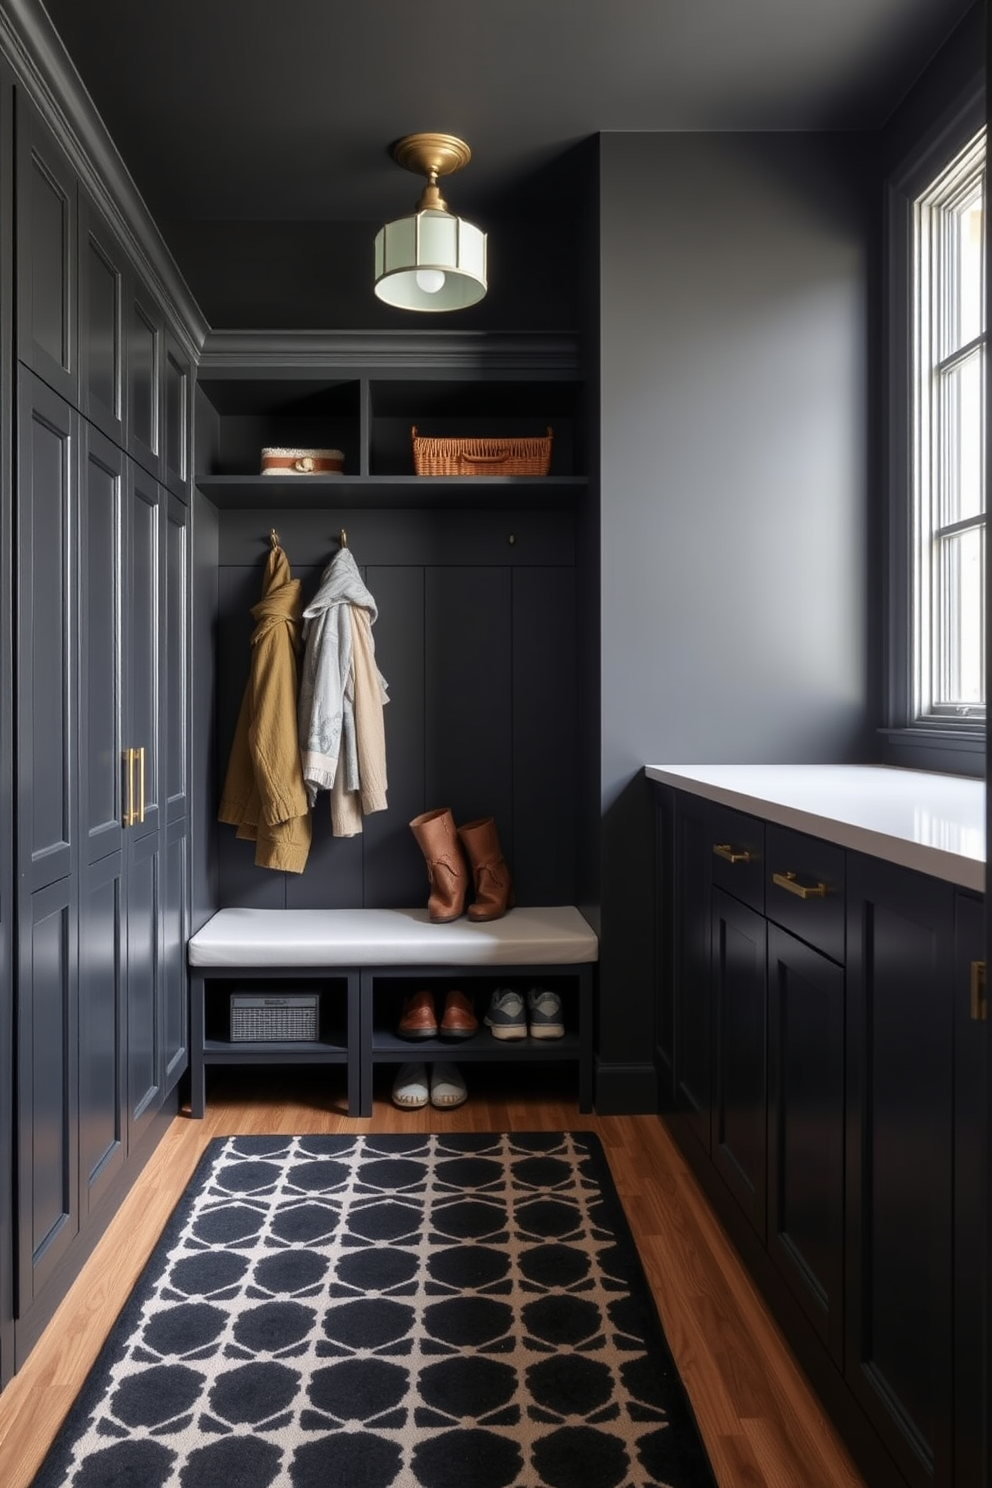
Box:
(269, 528, 280, 549)
(339, 528, 348, 548)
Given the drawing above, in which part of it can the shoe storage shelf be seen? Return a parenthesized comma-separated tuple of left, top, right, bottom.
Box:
(187, 907, 598, 1117)
(365, 967, 593, 1113)
(193, 345, 587, 511)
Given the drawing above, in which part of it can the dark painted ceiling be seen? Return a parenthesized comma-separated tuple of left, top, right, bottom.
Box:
(34, 0, 981, 329)
(40, 0, 978, 222)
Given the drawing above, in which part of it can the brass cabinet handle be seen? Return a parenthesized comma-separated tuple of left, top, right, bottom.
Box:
(137, 745, 146, 824)
(970, 960, 987, 1022)
(772, 870, 827, 900)
(122, 747, 135, 827)
(713, 843, 752, 865)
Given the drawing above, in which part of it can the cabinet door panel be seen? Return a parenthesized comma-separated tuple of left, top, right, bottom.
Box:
(674, 795, 713, 1148)
(711, 886, 767, 1239)
(846, 856, 954, 1488)
(78, 852, 124, 1213)
(952, 891, 987, 1488)
(17, 371, 76, 891)
(17, 879, 78, 1311)
(768, 923, 844, 1364)
(163, 332, 190, 497)
(127, 285, 160, 477)
(15, 97, 76, 402)
(125, 462, 161, 839)
(162, 818, 188, 1092)
(79, 423, 123, 865)
(164, 494, 188, 824)
(126, 829, 161, 1145)
(79, 196, 124, 445)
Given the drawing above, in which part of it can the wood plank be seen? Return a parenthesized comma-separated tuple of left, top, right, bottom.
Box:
(0, 1068, 865, 1488)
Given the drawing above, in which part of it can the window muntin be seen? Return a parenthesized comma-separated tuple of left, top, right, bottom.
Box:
(913, 129, 986, 723)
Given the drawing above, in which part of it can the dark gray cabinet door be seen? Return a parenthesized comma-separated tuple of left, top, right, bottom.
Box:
(163, 329, 190, 499)
(15, 94, 76, 404)
(77, 421, 125, 1213)
(17, 370, 77, 892)
(162, 492, 189, 1092)
(78, 194, 125, 446)
(846, 855, 954, 1488)
(952, 891, 987, 1488)
(711, 885, 767, 1240)
(0, 54, 12, 1394)
(16, 878, 79, 1316)
(123, 458, 165, 1141)
(127, 280, 161, 480)
(673, 794, 714, 1150)
(767, 922, 845, 1365)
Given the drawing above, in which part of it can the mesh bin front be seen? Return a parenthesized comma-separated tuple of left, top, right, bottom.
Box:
(230, 994, 319, 1042)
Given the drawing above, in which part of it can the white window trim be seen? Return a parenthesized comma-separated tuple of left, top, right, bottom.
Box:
(881, 86, 987, 767)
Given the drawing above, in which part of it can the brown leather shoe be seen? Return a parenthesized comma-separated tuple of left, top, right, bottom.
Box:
(397, 990, 437, 1040)
(439, 989, 478, 1040)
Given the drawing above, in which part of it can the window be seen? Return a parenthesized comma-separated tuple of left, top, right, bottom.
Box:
(911, 127, 986, 726)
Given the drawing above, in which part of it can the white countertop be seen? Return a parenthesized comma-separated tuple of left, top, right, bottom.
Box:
(645, 764, 985, 893)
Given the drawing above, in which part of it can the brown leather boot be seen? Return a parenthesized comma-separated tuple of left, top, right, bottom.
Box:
(409, 807, 470, 922)
(457, 817, 514, 922)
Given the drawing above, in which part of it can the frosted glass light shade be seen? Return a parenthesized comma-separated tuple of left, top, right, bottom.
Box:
(374, 208, 487, 311)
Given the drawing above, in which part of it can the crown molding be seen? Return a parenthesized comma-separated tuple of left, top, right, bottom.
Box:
(0, 0, 209, 357)
(199, 329, 582, 375)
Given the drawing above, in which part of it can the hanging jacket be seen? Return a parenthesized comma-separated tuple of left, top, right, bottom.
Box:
(218, 543, 312, 873)
(330, 602, 390, 837)
(299, 547, 389, 833)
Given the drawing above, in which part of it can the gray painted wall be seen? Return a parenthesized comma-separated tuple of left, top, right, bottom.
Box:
(595, 131, 873, 1107)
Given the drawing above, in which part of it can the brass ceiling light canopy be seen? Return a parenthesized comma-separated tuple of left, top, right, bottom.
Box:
(374, 132, 487, 312)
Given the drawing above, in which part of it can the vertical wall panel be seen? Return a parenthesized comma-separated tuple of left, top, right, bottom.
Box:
(362, 565, 425, 907)
(79, 424, 122, 864)
(165, 494, 188, 822)
(424, 566, 513, 830)
(511, 564, 577, 903)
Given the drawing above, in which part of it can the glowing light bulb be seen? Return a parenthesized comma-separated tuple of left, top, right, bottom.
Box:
(415, 268, 446, 294)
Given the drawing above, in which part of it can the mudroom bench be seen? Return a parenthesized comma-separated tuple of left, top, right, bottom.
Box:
(187, 906, 599, 1118)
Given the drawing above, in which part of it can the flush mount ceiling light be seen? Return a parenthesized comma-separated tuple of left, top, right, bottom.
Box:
(374, 133, 487, 312)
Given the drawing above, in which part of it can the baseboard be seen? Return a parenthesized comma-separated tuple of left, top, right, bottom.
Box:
(594, 1059, 657, 1114)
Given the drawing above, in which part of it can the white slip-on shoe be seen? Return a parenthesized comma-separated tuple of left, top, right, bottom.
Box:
(430, 1062, 468, 1108)
(392, 1062, 429, 1109)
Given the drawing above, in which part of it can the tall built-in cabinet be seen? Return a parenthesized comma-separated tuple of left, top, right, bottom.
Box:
(0, 55, 15, 1393)
(9, 88, 191, 1365)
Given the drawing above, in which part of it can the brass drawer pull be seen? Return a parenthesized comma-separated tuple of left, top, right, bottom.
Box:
(772, 870, 827, 900)
(713, 843, 752, 865)
(970, 960, 987, 1022)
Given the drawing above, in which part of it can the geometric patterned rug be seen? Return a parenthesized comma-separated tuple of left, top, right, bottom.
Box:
(30, 1132, 718, 1488)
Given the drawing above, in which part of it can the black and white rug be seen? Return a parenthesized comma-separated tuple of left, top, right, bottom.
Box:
(32, 1132, 717, 1488)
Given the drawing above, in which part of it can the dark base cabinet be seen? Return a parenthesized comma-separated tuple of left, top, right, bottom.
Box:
(657, 784, 987, 1488)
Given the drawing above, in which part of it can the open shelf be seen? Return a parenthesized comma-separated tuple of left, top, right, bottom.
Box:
(195, 473, 588, 510)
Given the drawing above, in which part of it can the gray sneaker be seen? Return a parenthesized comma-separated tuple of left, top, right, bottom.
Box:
(527, 987, 564, 1039)
(484, 988, 527, 1040)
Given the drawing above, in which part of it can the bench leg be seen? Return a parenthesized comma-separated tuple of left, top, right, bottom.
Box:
(189, 973, 206, 1119)
(578, 964, 594, 1113)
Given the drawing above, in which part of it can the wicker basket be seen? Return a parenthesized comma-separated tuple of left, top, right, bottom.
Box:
(411, 426, 553, 477)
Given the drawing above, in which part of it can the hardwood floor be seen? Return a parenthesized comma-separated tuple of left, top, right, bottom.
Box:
(0, 1065, 866, 1488)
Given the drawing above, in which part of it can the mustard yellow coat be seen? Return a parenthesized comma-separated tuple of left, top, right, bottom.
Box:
(218, 544, 312, 872)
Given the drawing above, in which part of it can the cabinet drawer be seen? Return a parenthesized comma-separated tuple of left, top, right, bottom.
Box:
(765, 826, 844, 963)
(707, 804, 764, 914)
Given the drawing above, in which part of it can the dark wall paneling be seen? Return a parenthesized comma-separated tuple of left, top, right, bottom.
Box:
(15, 93, 76, 403)
(424, 564, 513, 838)
(512, 564, 577, 904)
(208, 507, 577, 913)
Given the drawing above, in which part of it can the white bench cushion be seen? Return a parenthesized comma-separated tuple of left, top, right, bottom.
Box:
(188, 906, 598, 969)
